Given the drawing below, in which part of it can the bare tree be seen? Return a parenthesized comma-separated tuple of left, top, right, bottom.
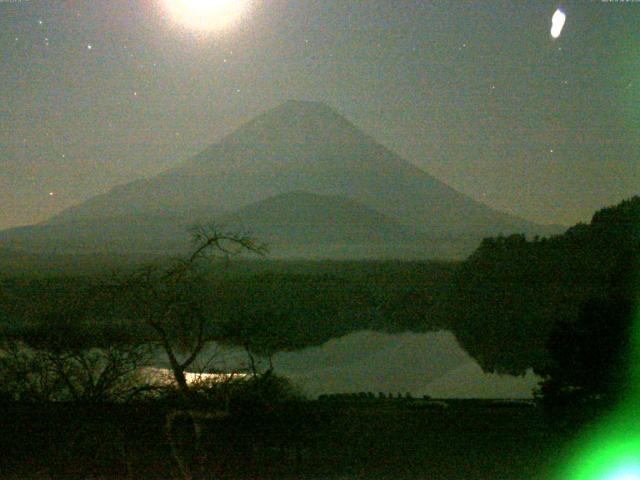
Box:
(0, 282, 152, 402)
(0, 336, 151, 402)
(114, 223, 266, 400)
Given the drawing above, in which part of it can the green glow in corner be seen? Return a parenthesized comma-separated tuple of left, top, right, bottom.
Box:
(558, 416, 640, 479)
(556, 305, 640, 480)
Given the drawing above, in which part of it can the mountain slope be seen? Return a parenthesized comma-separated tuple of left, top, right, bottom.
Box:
(0, 192, 439, 258)
(48, 101, 549, 237)
(220, 191, 419, 241)
(216, 191, 449, 259)
(0, 214, 192, 255)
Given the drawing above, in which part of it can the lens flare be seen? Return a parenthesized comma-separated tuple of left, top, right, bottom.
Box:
(551, 8, 566, 39)
(604, 468, 640, 480)
(556, 306, 640, 479)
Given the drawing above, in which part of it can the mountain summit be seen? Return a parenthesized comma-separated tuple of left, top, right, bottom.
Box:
(2, 101, 556, 258)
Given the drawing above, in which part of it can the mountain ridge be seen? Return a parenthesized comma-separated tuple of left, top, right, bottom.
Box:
(3, 101, 562, 258)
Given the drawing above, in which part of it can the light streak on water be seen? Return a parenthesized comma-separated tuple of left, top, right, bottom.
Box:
(143, 367, 249, 385)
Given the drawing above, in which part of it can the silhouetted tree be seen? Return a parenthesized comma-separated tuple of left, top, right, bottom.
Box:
(113, 223, 266, 399)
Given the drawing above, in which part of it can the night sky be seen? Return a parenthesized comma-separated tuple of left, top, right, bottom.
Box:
(1, 0, 638, 230)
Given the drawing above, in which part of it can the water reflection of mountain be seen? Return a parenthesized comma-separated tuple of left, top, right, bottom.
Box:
(160, 331, 540, 399)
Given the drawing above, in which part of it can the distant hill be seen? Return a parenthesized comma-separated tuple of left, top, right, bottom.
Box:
(219, 191, 412, 243)
(0, 192, 479, 259)
(216, 192, 480, 259)
(0, 100, 560, 259)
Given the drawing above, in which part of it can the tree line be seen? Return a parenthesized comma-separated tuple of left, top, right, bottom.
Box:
(440, 196, 639, 404)
(1, 197, 638, 406)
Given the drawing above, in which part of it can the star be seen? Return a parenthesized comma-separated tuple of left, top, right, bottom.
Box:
(87, 44, 93, 50)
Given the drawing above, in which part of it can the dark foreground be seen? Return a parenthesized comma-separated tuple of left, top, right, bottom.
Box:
(0, 399, 589, 480)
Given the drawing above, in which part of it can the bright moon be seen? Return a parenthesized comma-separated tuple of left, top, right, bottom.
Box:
(162, 0, 250, 32)
(551, 8, 566, 39)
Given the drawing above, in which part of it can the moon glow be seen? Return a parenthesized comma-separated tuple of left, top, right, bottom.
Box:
(162, 0, 250, 32)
